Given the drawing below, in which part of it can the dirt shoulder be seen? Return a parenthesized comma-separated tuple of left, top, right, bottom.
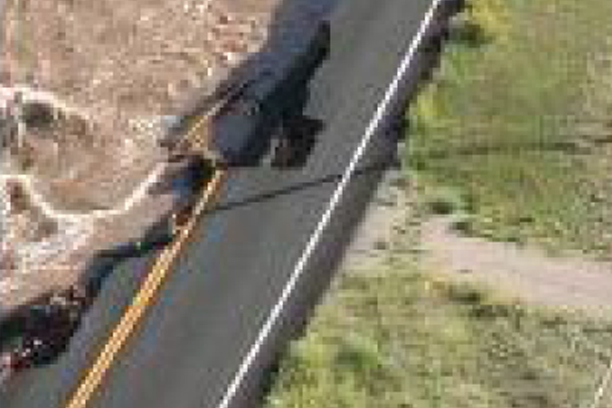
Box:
(341, 169, 612, 320)
(420, 215, 612, 319)
(268, 167, 612, 408)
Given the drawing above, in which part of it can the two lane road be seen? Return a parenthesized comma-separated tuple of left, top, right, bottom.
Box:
(1, 0, 444, 407)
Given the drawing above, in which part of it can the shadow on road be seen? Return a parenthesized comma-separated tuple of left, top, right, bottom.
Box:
(206, 161, 390, 215)
(1, 0, 464, 404)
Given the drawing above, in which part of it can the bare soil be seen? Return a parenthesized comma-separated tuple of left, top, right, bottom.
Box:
(342, 170, 612, 320)
(420, 215, 612, 318)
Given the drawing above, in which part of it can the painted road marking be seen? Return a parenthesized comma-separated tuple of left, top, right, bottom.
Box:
(63, 170, 226, 408)
(215, 1, 445, 407)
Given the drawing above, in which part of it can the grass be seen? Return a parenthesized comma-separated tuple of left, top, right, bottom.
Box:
(407, 0, 612, 256)
(264, 2, 612, 407)
(421, 186, 470, 216)
(264, 269, 612, 408)
(263, 1, 612, 406)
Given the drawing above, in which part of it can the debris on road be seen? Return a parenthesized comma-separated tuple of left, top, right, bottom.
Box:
(0, 0, 336, 383)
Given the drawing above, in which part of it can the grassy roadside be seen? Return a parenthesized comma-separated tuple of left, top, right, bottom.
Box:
(263, 1, 612, 407)
(409, 0, 612, 256)
(264, 269, 612, 408)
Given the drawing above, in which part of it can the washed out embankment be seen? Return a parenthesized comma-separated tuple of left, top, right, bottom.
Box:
(0, 0, 282, 316)
(0, 0, 337, 387)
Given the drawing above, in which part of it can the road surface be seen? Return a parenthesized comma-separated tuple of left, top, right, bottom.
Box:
(0, 0, 444, 407)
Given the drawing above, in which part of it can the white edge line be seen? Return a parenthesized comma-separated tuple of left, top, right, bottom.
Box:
(216, 1, 444, 407)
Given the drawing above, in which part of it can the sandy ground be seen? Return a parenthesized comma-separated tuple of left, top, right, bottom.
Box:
(341, 168, 612, 320)
(340, 169, 416, 273)
(0, 0, 334, 317)
(420, 216, 612, 318)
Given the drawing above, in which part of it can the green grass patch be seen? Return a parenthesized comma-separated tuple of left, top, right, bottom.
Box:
(407, 0, 612, 256)
(264, 270, 612, 408)
(264, 3, 612, 407)
(420, 185, 471, 216)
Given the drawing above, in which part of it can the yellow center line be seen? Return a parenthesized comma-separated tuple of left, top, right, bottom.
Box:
(63, 170, 227, 408)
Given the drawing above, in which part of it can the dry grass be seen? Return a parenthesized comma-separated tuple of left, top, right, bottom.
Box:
(264, 2, 612, 407)
(408, 0, 612, 257)
(265, 270, 612, 408)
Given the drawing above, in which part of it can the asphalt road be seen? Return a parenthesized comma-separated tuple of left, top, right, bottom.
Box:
(0, 0, 442, 407)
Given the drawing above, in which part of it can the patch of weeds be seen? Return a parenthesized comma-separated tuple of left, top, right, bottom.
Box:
(462, 0, 510, 43)
(373, 239, 389, 251)
(410, 82, 441, 134)
(450, 213, 477, 236)
(448, 14, 489, 47)
(265, 270, 612, 408)
(405, 0, 612, 255)
(335, 334, 387, 380)
(444, 281, 486, 305)
(422, 186, 469, 215)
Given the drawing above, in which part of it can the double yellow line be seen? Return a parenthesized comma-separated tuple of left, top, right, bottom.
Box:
(63, 170, 227, 408)
(4, 3, 229, 405)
